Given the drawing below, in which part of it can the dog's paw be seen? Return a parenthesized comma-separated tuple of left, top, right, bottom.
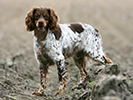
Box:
(72, 83, 86, 91)
(55, 89, 64, 95)
(32, 91, 45, 96)
(72, 85, 79, 91)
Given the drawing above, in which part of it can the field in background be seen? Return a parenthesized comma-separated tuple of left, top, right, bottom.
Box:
(0, 0, 133, 62)
(0, 0, 133, 99)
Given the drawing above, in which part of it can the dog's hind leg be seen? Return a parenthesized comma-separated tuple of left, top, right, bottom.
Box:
(73, 51, 88, 84)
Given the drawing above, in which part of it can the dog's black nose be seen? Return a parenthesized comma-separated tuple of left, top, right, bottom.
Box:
(39, 21, 43, 25)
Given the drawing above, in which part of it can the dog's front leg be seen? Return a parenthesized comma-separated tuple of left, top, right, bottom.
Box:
(32, 51, 49, 96)
(33, 65, 48, 96)
(55, 60, 69, 95)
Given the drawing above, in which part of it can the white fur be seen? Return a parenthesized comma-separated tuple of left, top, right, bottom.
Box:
(33, 23, 106, 65)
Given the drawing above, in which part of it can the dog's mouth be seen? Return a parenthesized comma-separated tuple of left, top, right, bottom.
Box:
(36, 21, 46, 31)
(38, 26, 45, 30)
(37, 25, 47, 31)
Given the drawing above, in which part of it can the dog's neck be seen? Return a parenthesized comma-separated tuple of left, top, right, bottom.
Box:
(34, 24, 62, 41)
(34, 28, 48, 41)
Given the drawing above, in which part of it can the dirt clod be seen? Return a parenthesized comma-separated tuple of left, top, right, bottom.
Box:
(90, 64, 133, 100)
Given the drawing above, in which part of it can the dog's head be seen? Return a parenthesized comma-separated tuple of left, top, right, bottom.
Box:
(25, 7, 58, 32)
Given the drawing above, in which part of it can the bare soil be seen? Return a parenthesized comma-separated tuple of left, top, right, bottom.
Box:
(0, 0, 133, 100)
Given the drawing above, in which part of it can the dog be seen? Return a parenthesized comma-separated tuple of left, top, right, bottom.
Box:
(25, 7, 113, 95)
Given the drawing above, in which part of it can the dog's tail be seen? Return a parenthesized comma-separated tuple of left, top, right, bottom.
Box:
(103, 56, 113, 64)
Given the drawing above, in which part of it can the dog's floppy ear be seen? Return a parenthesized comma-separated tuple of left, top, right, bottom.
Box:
(47, 7, 59, 31)
(25, 8, 37, 31)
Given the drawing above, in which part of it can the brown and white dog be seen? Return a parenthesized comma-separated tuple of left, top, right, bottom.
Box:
(25, 7, 112, 95)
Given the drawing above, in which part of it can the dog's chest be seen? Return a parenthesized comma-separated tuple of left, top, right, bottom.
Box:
(34, 27, 81, 60)
(34, 36, 57, 53)
(34, 32, 62, 58)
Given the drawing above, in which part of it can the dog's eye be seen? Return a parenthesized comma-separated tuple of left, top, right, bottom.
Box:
(35, 15, 39, 19)
(44, 16, 49, 20)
